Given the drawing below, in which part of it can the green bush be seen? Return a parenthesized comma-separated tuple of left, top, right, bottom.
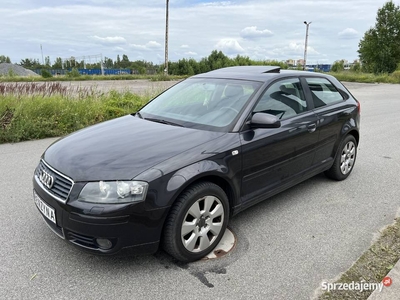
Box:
(350, 62, 361, 73)
(331, 60, 345, 72)
(138, 66, 146, 75)
(41, 69, 53, 78)
(391, 70, 400, 81)
(7, 68, 16, 78)
(66, 68, 81, 78)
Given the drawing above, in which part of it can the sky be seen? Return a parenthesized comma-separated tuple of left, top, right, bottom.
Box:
(0, 0, 395, 66)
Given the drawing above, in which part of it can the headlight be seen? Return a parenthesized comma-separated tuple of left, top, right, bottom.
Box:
(78, 181, 148, 204)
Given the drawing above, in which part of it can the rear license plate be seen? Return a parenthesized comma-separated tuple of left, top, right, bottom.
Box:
(33, 190, 56, 224)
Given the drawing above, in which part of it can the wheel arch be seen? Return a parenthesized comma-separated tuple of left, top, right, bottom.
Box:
(348, 129, 359, 146)
(330, 115, 360, 158)
(184, 175, 236, 217)
(167, 173, 238, 219)
(159, 158, 241, 219)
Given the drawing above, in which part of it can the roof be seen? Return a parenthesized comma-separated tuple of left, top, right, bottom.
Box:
(193, 66, 324, 81)
(207, 66, 281, 74)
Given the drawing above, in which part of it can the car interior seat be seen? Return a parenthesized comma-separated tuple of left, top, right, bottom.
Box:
(275, 85, 305, 114)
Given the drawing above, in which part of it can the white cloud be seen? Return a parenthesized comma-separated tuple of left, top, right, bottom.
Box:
(181, 44, 189, 48)
(338, 28, 359, 39)
(185, 51, 198, 56)
(113, 46, 127, 52)
(91, 35, 126, 44)
(130, 44, 146, 50)
(146, 41, 162, 49)
(269, 42, 319, 58)
(215, 38, 245, 54)
(200, 1, 232, 7)
(240, 26, 273, 39)
(130, 41, 162, 51)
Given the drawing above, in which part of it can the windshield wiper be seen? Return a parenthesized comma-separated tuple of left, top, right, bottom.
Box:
(144, 118, 184, 127)
(135, 111, 143, 119)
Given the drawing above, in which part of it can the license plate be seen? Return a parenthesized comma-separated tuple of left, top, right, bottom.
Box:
(33, 191, 56, 224)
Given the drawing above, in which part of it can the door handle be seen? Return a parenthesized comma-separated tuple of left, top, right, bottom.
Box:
(308, 123, 317, 133)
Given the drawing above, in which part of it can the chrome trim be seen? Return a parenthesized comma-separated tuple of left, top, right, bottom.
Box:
(41, 215, 65, 239)
(34, 175, 68, 204)
(39, 169, 54, 189)
(37, 159, 75, 204)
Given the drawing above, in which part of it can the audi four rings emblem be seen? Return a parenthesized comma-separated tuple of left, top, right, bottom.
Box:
(39, 170, 54, 189)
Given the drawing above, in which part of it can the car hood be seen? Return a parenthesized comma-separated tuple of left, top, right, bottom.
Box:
(43, 115, 225, 181)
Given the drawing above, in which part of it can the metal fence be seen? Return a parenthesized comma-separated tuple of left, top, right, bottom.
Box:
(33, 68, 159, 76)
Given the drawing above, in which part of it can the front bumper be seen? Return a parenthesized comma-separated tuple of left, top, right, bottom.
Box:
(33, 174, 168, 255)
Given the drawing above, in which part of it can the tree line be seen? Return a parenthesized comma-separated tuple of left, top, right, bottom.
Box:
(0, 50, 289, 75)
(14, 55, 158, 74)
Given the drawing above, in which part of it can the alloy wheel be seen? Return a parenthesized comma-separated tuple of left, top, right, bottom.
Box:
(340, 141, 356, 175)
(181, 195, 224, 253)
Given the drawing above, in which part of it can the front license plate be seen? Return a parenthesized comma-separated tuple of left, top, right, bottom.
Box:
(33, 191, 56, 224)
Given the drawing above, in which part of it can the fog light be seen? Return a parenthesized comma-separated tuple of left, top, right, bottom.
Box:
(96, 238, 113, 250)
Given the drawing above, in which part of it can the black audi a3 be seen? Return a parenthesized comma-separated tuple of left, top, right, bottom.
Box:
(33, 66, 360, 262)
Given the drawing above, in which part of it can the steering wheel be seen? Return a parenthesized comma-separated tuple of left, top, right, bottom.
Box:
(219, 106, 239, 114)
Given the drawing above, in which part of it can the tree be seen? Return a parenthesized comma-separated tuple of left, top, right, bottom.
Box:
(44, 56, 51, 68)
(207, 50, 233, 70)
(358, 1, 400, 73)
(0, 55, 11, 63)
(104, 57, 114, 69)
(331, 60, 345, 72)
(234, 55, 253, 66)
(114, 55, 121, 68)
(20, 58, 42, 69)
(120, 54, 130, 68)
(53, 57, 63, 69)
(350, 60, 361, 72)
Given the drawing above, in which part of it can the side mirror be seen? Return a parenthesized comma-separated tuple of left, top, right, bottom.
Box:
(250, 113, 281, 129)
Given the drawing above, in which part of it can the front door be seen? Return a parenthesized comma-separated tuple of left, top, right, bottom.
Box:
(240, 77, 319, 204)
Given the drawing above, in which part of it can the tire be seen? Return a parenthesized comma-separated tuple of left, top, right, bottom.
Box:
(162, 182, 229, 262)
(325, 135, 357, 181)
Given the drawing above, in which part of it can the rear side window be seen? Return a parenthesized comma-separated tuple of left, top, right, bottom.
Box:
(306, 78, 344, 108)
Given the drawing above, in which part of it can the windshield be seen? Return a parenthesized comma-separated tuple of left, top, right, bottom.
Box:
(139, 78, 262, 131)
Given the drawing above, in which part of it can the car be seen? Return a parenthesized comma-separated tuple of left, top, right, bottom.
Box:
(33, 66, 360, 262)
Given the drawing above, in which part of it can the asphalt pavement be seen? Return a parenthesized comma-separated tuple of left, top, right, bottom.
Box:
(1, 82, 399, 299)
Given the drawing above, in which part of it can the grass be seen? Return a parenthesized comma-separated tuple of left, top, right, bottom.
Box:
(329, 71, 400, 84)
(318, 217, 400, 299)
(0, 73, 186, 82)
(0, 82, 154, 143)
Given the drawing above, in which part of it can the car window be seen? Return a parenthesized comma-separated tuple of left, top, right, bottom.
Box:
(140, 78, 262, 131)
(306, 78, 344, 108)
(253, 78, 307, 120)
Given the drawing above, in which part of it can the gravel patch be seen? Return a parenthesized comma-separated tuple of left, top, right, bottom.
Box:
(0, 63, 39, 77)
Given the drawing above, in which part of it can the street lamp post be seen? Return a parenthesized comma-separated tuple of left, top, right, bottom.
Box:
(303, 21, 312, 71)
(164, 0, 169, 75)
